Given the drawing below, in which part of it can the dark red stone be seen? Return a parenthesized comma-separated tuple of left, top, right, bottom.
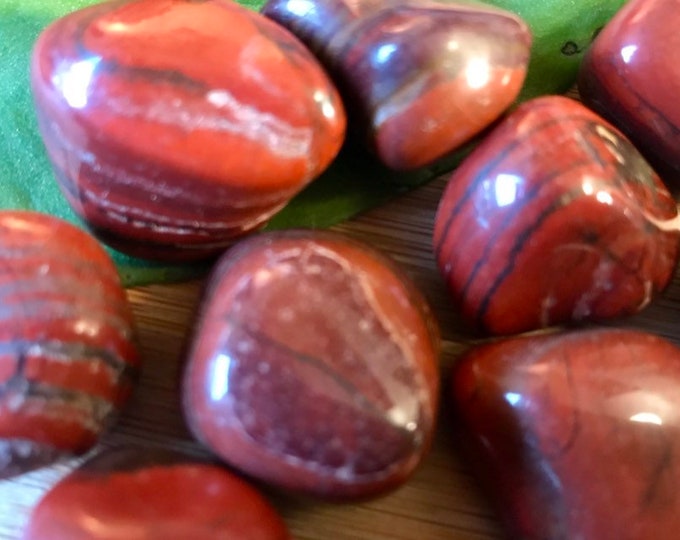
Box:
(31, 0, 346, 260)
(263, 0, 531, 170)
(183, 230, 440, 499)
(578, 0, 680, 185)
(433, 95, 680, 336)
(451, 328, 680, 540)
(23, 447, 291, 539)
(0, 211, 138, 478)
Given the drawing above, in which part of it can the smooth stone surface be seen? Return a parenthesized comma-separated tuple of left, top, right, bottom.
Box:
(23, 447, 291, 539)
(183, 230, 440, 499)
(0, 211, 138, 478)
(433, 95, 680, 336)
(579, 0, 680, 185)
(263, 0, 531, 170)
(31, 0, 346, 260)
(451, 328, 680, 540)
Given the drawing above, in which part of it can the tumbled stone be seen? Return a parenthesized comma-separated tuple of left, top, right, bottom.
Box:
(263, 0, 531, 170)
(0, 211, 137, 478)
(433, 95, 680, 335)
(579, 0, 680, 184)
(23, 447, 290, 539)
(452, 328, 680, 540)
(31, 0, 346, 260)
(183, 230, 440, 499)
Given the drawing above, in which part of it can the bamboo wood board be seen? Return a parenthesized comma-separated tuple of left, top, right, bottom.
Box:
(1, 174, 680, 540)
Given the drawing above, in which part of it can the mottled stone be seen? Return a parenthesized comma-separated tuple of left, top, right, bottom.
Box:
(31, 0, 346, 260)
(183, 230, 440, 499)
(263, 0, 531, 170)
(0, 211, 137, 479)
(433, 96, 680, 336)
(579, 0, 680, 185)
(452, 328, 680, 540)
(23, 447, 290, 539)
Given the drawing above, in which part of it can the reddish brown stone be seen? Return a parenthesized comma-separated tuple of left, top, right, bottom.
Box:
(23, 447, 290, 539)
(0, 211, 137, 478)
(433, 96, 680, 336)
(579, 0, 680, 185)
(451, 328, 680, 540)
(183, 230, 440, 499)
(31, 0, 346, 260)
(263, 0, 531, 170)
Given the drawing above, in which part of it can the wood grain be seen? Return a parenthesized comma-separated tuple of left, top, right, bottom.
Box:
(1, 173, 679, 539)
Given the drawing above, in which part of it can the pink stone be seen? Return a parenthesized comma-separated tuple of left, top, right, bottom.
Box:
(183, 230, 440, 499)
(433, 96, 680, 335)
(0, 211, 137, 478)
(579, 0, 680, 184)
(263, 0, 531, 170)
(31, 0, 346, 260)
(452, 328, 680, 540)
(23, 447, 291, 539)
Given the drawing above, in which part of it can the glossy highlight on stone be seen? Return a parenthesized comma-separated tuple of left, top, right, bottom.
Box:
(31, 0, 346, 260)
(452, 328, 680, 540)
(263, 0, 531, 170)
(0, 211, 137, 478)
(183, 230, 440, 499)
(578, 0, 680, 185)
(433, 96, 680, 336)
(23, 447, 291, 540)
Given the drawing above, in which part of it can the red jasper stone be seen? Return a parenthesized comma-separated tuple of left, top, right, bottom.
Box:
(433, 96, 680, 336)
(23, 447, 291, 540)
(578, 0, 680, 185)
(31, 0, 346, 260)
(183, 230, 440, 499)
(0, 211, 137, 479)
(451, 328, 680, 540)
(262, 0, 531, 170)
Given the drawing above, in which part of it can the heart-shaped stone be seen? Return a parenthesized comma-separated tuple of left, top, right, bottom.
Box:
(24, 447, 291, 539)
(451, 328, 680, 540)
(183, 230, 440, 499)
(31, 0, 346, 260)
(579, 0, 680, 185)
(0, 212, 137, 478)
(263, 0, 531, 170)
(433, 96, 680, 335)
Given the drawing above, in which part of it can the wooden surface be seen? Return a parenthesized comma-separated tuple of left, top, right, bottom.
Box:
(2, 174, 680, 539)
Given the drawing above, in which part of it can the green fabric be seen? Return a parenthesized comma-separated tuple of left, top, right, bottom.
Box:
(481, 0, 627, 101)
(0, 0, 453, 287)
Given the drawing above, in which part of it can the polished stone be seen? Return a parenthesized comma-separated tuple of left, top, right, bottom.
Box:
(579, 0, 680, 185)
(263, 0, 531, 170)
(183, 230, 440, 499)
(452, 328, 680, 540)
(23, 447, 290, 539)
(0, 212, 137, 479)
(31, 0, 346, 260)
(433, 96, 680, 335)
